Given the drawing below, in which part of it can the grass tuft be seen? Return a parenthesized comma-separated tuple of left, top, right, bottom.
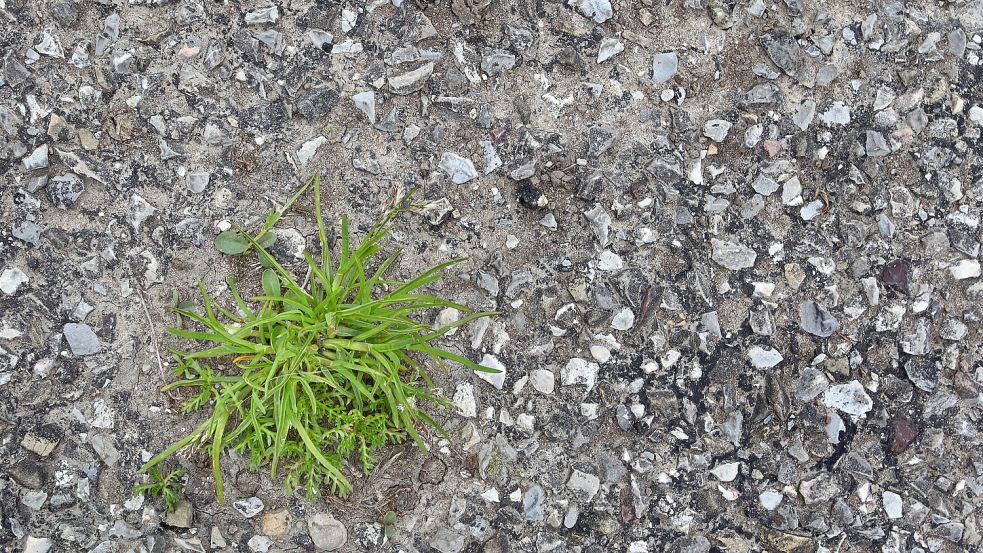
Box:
(141, 176, 496, 501)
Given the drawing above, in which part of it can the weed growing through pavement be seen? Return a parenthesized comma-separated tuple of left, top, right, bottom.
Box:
(133, 465, 186, 513)
(141, 176, 497, 501)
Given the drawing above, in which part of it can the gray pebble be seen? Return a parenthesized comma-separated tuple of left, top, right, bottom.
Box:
(64, 323, 100, 356)
(710, 239, 756, 270)
(798, 301, 840, 337)
(652, 52, 678, 83)
(307, 513, 346, 551)
(233, 497, 264, 518)
(523, 485, 545, 521)
(439, 152, 478, 184)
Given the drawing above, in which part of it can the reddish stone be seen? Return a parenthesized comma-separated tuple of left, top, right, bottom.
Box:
(890, 416, 917, 454)
(954, 371, 980, 400)
(462, 453, 479, 476)
(763, 140, 781, 157)
(880, 260, 910, 294)
(619, 486, 634, 524)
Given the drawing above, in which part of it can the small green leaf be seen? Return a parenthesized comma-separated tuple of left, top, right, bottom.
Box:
(262, 270, 281, 298)
(257, 231, 277, 249)
(214, 231, 250, 255)
(258, 250, 275, 268)
(382, 511, 396, 525)
(384, 524, 395, 538)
